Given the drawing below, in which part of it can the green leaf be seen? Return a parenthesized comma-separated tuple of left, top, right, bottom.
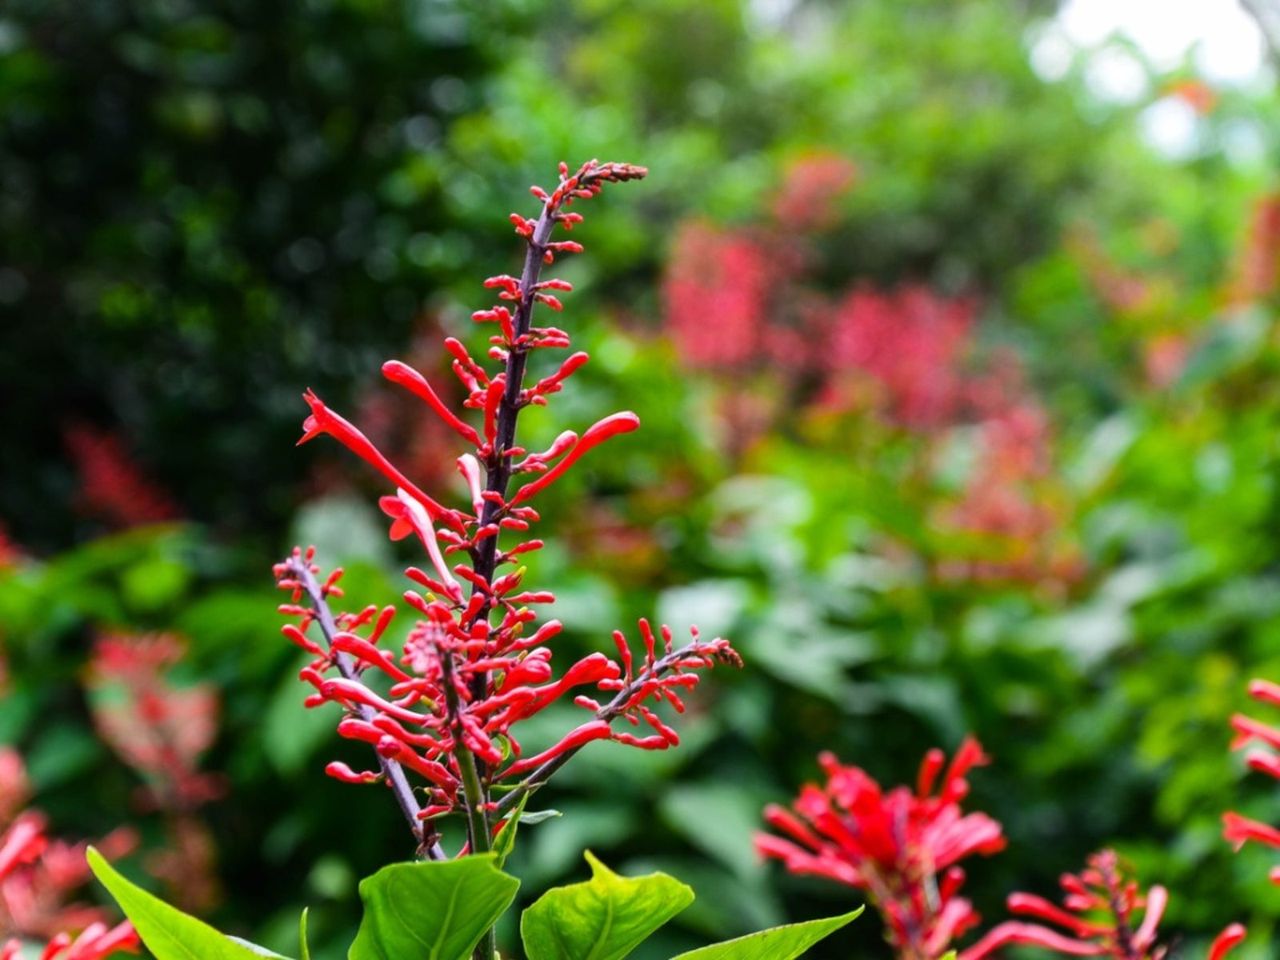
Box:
(87, 847, 294, 960)
(299, 909, 312, 960)
(668, 908, 862, 960)
(521, 851, 695, 960)
(519, 809, 563, 825)
(493, 791, 529, 868)
(348, 854, 520, 960)
(493, 792, 563, 868)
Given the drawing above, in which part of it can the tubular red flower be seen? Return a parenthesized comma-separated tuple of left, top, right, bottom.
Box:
(960, 922, 1106, 959)
(503, 720, 613, 776)
(510, 412, 641, 505)
(1209, 924, 1248, 960)
(382, 360, 482, 446)
(760, 739, 1002, 959)
(961, 849, 1245, 960)
(1223, 811, 1280, 850)
(299, 389, 459, 531)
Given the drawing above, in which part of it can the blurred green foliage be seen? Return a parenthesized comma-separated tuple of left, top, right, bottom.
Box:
(5, 0, 1280, 958)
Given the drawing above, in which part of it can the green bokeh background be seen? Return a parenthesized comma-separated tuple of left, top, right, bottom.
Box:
(4, 0, 1280, 957)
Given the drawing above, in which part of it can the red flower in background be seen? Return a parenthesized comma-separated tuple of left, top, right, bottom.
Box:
(86, 633, 222, 812)
(758, 738, 1004, 960)
(960, 849, 1245, 960)
(818, 284, 977, 428)
(771, 151, 858, 231)
(85, 633, 223, 913)
(1223, 678, 1280, 882)
(0, 524, 23, 572)
(657, 154, 1082, 586)
(1231, 194, 1280, 305)
(934, 391, 1082, 588)
(0, 747, 138, 959)
(1165, 79, 1218, 116)
(64, 425, 180, 530)
(662, 221, 776, 370)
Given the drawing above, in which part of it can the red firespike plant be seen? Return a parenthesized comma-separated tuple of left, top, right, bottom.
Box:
(756, 738, 1005, 960)
(274, 160, 741, 865)
(0, 747, 138, 960)
(86, 633, 223, 814)
(1224, 677, 1280, 882)
(960, 849, 1246, 960)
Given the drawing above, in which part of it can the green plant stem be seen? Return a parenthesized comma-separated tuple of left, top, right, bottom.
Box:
(435, 633, 498, 960)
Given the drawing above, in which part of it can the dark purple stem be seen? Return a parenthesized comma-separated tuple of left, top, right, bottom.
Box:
(286, 556, 446, 861)
(493, 641, 732, 815)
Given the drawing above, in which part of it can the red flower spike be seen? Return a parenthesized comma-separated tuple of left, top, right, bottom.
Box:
(0, 748, 140, 957)
(960, 850, 1246, 960)
(276, 161, 735, 861)
(1225, 675, 1280, 882)
(759, 739, 1003, 959)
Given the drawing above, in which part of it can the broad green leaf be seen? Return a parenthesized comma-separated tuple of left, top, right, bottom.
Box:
(87, 847, 293, 960)
(521, 851, 694, 960)
(348, 854, 520, 960)
(300, 908, 312, 960)
(669, 908, 862, 960)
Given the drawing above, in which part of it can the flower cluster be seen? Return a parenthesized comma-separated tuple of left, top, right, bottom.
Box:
(770, 151, 858, 231)
(659, 170, 1081, 586)
(818, 284, 978, 429)
(960, 849, 1246, 960)
(757, 738, 1004, 960)
(86, 633, 222, 813)
(0, 747, 137, 960)
(1223, 677, 1280, 881)
(85, 633, 223, 912)
(276, 160, 739, 859)
(662, 221, 778, 371)
(63, 424, 179, 530)
(933, 391, 1082, 588)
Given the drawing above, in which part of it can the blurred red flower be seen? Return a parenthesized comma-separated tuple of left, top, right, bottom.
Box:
(758, 738, 1004, 960)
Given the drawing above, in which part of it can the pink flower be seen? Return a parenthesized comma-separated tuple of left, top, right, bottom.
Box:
(758, 738, 1004, 960)
(960, 849, 1245, 960)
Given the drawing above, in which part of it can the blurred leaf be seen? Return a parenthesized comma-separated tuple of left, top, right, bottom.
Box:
(669, 908, 862, 960)
(89, 847, 294, 960)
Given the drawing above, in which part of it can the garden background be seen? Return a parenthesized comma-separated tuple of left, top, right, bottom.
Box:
(3, 0, 1280, 956)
